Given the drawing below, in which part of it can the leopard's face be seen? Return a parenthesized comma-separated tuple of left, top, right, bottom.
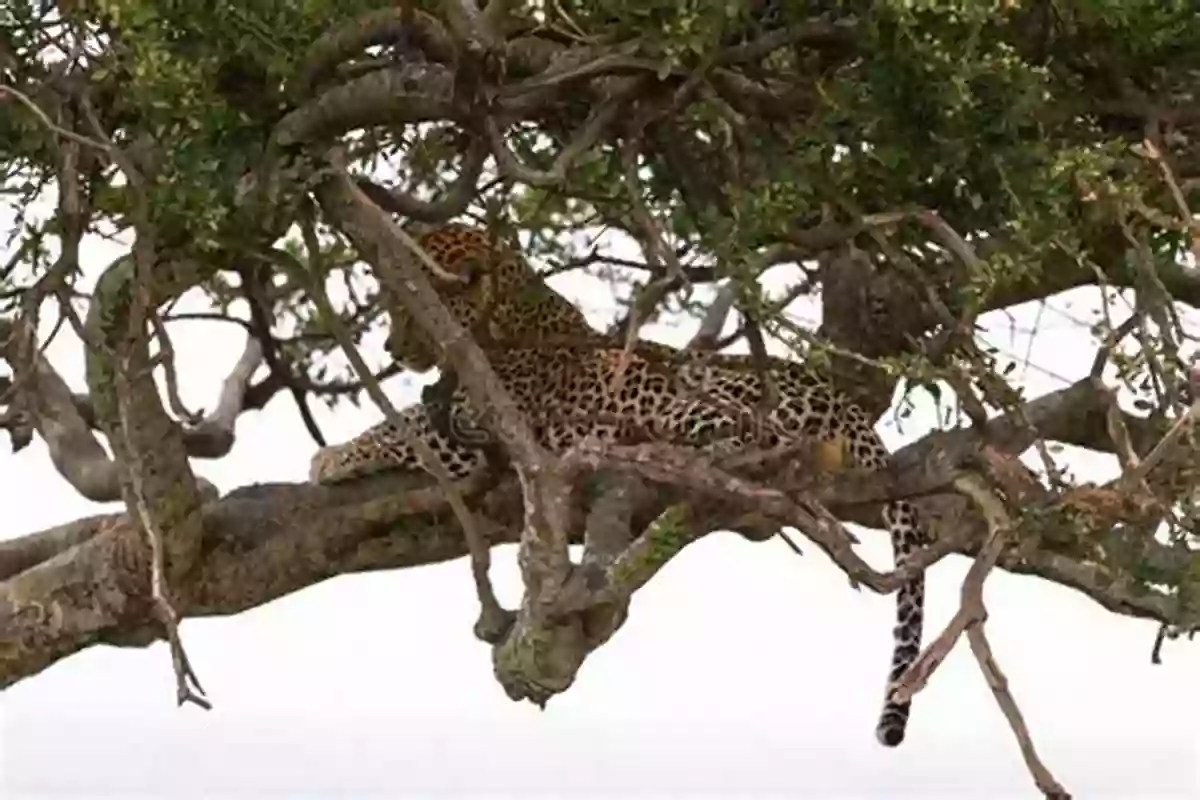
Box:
(384, 224, 593, 371)
(384, 225, 502, 371)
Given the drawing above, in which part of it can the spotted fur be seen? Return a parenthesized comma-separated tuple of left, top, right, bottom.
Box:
(313, 224, 930, 747)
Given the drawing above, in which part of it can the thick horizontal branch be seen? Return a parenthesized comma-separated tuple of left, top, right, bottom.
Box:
(3, 385, 1195, 694)
(0, 513, 113, 582)
(978, 221, 1200, 314)
(294, 8, 458, 95)
(0, 471, 492, 689)
(273, 62, 461, 148)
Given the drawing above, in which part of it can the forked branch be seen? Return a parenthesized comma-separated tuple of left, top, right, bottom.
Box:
(0, 313, 261, 501)
(313, 152, 577, 647)
(890, 465, 1070, 799)
(278, 209, 512, 642)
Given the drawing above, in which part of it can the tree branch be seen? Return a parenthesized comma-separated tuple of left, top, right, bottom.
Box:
(313, 154, 584, 696)
(1, 315, 122, 502)
(0, 314, 259, 500)
(5, 400, 1194, 702)
(0, 471, 495, 691)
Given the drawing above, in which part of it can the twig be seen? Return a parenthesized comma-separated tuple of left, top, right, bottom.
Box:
(1120, 399, 1200, 487)
(607, 133, 690, 389)
(854, 202, 1066, 485)
(150, 312, 203, 424)
(239, 261, 326, 446)
(548, 0, 590, 41)
(1087, 298, 1155, 476)
(486, 90, 629, 188)
(118, 352, 211, 711)
(685, 283, 737, 352)
(889, 476, 1009, 705)
(955, 473, 1071, 799)
(679, 284, 801, 555)
(1116, 214, 1184, 414)
(911, 209, 984, 271)
(553, 438, 960, 609)
(740, 308, 781, 412)
(1138, 134, 1195, 243)
(0, 84, 111, 151)
(1088, 313, 1140, 380)
(776, 531, 804, 557)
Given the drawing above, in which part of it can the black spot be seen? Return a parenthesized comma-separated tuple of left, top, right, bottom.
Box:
(807, 397, 831, 414)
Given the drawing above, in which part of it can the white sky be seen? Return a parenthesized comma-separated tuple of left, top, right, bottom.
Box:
(0, 213, 1198, 799)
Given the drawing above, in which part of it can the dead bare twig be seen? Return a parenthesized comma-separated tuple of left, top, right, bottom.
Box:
(685, 282, 736, 352)
(606, 133, 691, 391)
(486, 90, 629, 187)
(0, 308, 256, 499)
(0, 83, 111, 151)
(1120, 398, 1200, 488)
(889, 478, 1009, 707)
(856, 204, 1070, 486)
(150, 312, 203, 425)
(888, 466, 1069, 797)
(957, 474, 1071, 799)
(552, 438, 967, 611)
(1137, 133, 1199, 259)
(117, 351, 210, 710)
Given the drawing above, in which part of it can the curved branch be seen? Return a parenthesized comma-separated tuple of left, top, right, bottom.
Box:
(1, 319, 268, 477)
(294, 8, 456, 95)
(272, 63, 460, 148)
(1, 314, 259, 501)
(0, 302, 404, 506)
(1, 315, 121, 502)
(487, 85, 632, 187)
(183, 335, 266, 457)
(354, 133, 488, 222)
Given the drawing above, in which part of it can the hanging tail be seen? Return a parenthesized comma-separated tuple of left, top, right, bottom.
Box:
(876, 501, 928, 747)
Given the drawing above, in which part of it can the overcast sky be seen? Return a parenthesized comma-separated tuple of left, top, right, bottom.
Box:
(1, 216, 1198, 798)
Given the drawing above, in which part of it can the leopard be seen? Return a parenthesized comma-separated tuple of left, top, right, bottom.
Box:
(309, 223, 930, 748)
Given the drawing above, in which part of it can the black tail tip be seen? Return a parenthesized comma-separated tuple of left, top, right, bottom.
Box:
(876, 725, 906, 747)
